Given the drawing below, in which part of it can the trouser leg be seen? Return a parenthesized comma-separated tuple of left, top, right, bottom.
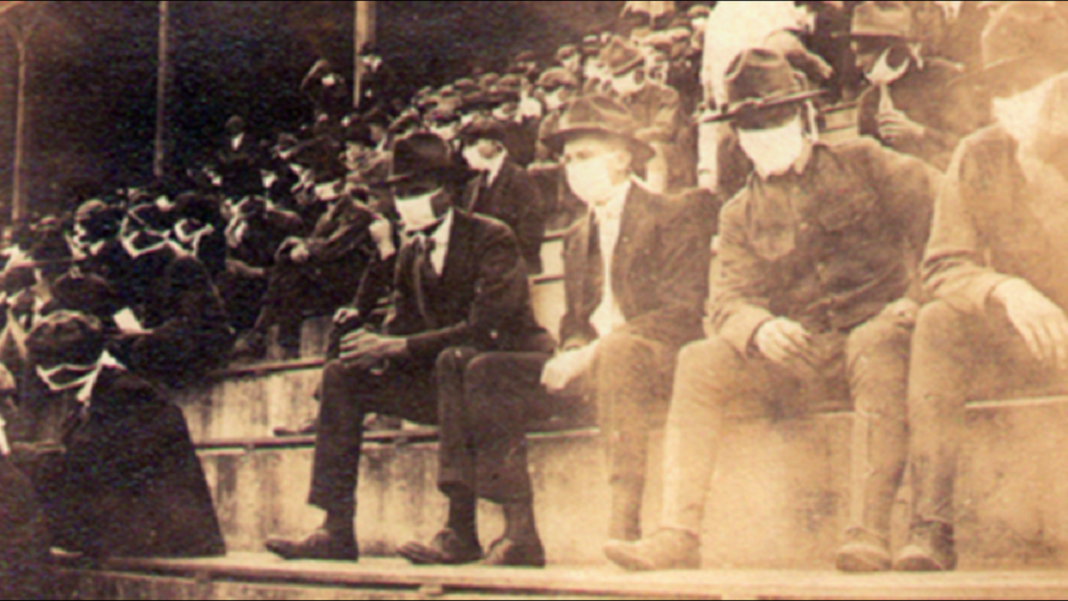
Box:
(594, 331, 676, 540)
(660, 337, 779, 536)
(845, 302, 915, 538)
(462, 352, 554, 504)
(307, 358, 436, 514)
(435, 346, 483, 498)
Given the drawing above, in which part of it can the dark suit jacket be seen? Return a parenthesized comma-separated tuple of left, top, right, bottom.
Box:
(559, 184, 714, 352)
(462, 160, 547, 274)
(215, 133, 265, 198)
(376, 210, 552, 361)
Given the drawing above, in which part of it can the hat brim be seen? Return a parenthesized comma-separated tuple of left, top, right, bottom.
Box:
(704, 90, 826, 123)
(543, 126, 656, 164)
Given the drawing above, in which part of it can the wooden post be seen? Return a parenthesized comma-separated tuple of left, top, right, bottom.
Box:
(353, 1, 375, 109)
(154, 0, 170, 180)
(4, 3, 39, 226)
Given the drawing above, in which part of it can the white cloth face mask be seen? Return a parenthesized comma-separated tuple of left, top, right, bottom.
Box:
(395, 188, 444, 232)
(462, 145, 494, 172)
(566, 155, 620, 207)
(737, 114, 807, 179)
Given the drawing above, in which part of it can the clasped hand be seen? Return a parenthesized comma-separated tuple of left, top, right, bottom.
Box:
(339, 329, 408, 370)
(755, 317, 819, 371)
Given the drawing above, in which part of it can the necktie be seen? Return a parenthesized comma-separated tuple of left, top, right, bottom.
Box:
(410, 234, 439, 329)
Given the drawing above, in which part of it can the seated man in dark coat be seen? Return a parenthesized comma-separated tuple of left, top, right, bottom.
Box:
(215, 116, 266, 199)
(851, 0, 971, 170)
(231, 181, 377, 361)
(264, 133, 554, 563)
(22, 311, 225, 559)
(396, 96, 716, 569)
(459, 118, 548, 274)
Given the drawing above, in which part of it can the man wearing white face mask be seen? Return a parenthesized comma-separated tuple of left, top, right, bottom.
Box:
(267, 133, 553, 565)
(904, 2, 1068, 573)
(534, 67, 580, 162)
(459, 118, 547, 274)
(851, 0, 971, 171)
(606, 48, 940, 573)
(599, 37, 689, 192)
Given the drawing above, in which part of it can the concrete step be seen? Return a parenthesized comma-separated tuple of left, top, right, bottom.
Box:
(191, 397, 1068, 571)
(47, 553, 1068, 600)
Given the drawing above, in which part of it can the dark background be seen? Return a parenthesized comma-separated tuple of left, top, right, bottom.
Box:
(0, 1, 625, 220)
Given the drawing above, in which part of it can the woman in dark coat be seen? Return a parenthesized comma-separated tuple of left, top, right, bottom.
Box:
(25, 311, 225, 559)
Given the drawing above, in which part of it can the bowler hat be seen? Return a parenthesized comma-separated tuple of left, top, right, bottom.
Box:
(458, 117, 510, 145)
(956, 1, 1068, 91)
(705, 48, 824, 124)
(599, 37, 646, 76)
(378, 133, 472, 186)
(27, 310, 105, 368)
(845, 1, 917, 39)
(543, 94, 654, 163)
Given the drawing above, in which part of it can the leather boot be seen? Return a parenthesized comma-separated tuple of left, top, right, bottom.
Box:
(397, 529, 482, 565)
(604, 528, 700, 572)
(894, 521, 956, 572)
(836, 527, 891, 573)
(265, 529, 358, 562)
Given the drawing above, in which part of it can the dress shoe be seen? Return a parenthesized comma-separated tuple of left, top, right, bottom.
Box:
(273, 417, 318, 437)
(481, 536, 545, 568)
(603, 529, 699, 572)
(397, 528, 483, 565)
(894, 521, 956, 572)
(836, 527, 891, 573)
(265, 529, 358, 561)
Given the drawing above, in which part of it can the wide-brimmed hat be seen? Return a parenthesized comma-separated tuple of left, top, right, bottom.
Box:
(705, 48, 824, 124)
(27, 310, 105, 368)
(599, 37, 646, 76)
(377, 133, 472, 186)
(543, 94, 654, 163)
(954, 1, 1068, 91)
(844, 1, 917, 40)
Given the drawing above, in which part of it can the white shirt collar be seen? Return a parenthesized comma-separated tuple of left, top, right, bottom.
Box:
(486, 151, 508, 188)
(593, 180, 632, 223)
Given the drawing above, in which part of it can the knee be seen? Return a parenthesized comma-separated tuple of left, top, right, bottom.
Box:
(851, 300, 919, 357)
(673, 336, 743, 400)
(596, 331, 646, 365)
(435, 346, 477, 375)
(914, 300, 970, 348)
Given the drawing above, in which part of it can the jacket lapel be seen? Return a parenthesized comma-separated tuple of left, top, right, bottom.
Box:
(440, 210, 474, 297)
(612, 185, 651, 307)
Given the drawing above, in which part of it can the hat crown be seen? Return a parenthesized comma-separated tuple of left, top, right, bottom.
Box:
(388, 133, 457, 181)
(981, 2, 1068, 70)
(851, 1, 914, 38)
(599, 37, 645, 76)
(557, 94, 641, 139)
(724, 48, 807, 107)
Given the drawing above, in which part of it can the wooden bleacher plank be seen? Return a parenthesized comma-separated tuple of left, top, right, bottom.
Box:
(50, 552, 1068, 601)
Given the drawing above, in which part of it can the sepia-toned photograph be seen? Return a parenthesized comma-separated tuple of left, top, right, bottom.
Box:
(1, 1, 1068, 598)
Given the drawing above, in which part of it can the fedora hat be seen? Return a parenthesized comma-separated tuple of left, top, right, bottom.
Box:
(599, 37, 646, 76)
(705, 48, 824, 124)
(955, 1, 1068, 91)
(378, 133, 472, 187)
(543, 94, 654, 163)
(458, 117, 510, 145)
(844, 1, 917, 39)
